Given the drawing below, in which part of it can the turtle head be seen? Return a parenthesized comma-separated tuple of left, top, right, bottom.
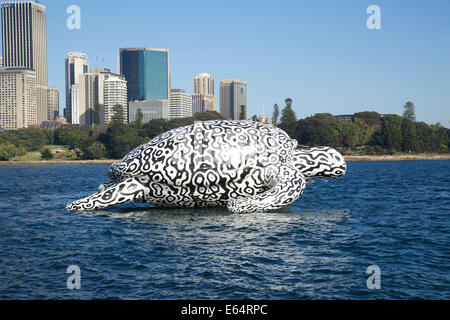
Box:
(292, 147, 346, 178)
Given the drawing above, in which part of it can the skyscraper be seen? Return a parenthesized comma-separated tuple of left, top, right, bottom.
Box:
(103, 77, 128, 124)
(219, 79, 247, 120)
(47, 87, 59, 121)
(194, 73, 214, 96)
(0, 67, 36, 130)
(192, 94, 216, 114)
(119, 47, 170, 102)
(192, 73, 216, 115)
(65, 52, 89, 123)
(169, 89, 192, 120)
(1, 1, 47, 124)
(72, 68, 125, 126)
(77, 73, 98, 126)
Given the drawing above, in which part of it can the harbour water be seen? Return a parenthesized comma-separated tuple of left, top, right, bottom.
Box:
(0, 161, 449, 299)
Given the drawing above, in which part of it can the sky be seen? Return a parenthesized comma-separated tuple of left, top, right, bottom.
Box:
(2, 0, 449, 126)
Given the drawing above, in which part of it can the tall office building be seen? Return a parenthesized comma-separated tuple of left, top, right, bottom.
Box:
(65, 52, 88, 123)
(219, 79, 247, 120)
(0, 67, 36, 130)
(192, 93, 216, 114)
(47, 87, 59, 120)
(1, 1, 47, 124)
(77, 73, 98, 126)
(119, 47, 170, 102)
(192, 73, 216, 115)
(169, 89, 192, 120)
(194, 73, 214, 96)
(0, 56, 2, 67)
(103, 77, 128, 124)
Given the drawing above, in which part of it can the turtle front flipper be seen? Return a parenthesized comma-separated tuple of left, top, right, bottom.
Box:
(66, 177, 148, 211)
(227, 164, 306, 214)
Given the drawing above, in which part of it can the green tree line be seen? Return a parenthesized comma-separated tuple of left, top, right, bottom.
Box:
(0, 102, 448, 160)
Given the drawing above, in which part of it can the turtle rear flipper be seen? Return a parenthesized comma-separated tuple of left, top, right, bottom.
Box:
(227, 164, 306, 213)
(66, 178, 148, 211)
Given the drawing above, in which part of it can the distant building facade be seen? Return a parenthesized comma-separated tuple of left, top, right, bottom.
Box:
(40, 120, 63, 130)
(103, 77, 128, 124)
(192, 73, 216, 115)
(169, 89, 192, 119)
(47, 87, 59, 120)
(0, 67, 37, 130)
(70, 84, 80, 125)
(65, 52, 88, 123)
(334, 114, 353, 121)
(1, 1, 48, 124)
(194, 73, 214, 96)
(129, 100, 169, 123)
(192, 93, 216, 114)
(71, 68, 126, 126)
(219, 79, 247, 120)
(259, 115, 269, 123)
(120, 47, 170, 102)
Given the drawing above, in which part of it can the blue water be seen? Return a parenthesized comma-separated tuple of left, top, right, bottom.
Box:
(0, 161, 449, 299)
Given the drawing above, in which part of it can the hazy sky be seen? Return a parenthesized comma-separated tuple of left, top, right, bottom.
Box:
(2, 0, 449, 126)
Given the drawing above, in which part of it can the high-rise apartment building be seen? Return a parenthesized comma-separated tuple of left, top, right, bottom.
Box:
(219, 79, 247, 120)
(0, 67, 36, 130)
(192, 73, 216, 115)
(119, 47, 170, 102)
(47, 87, 59, 120)
(103, 77, 128, 124)
(169, 89, 192, 120)
(65, 52, 88, 123)
(1, 1, 47, 124)
(71, 68, 125, 126)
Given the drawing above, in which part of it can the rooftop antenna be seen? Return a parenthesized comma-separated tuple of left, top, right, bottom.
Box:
(262, 104, 265, 116)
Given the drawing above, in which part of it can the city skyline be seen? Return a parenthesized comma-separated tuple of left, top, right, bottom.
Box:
(1, 0, 449, 127)
(1, 0, 48, 123)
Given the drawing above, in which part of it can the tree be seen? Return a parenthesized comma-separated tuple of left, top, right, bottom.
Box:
(272, 104, 279, 125)
(382, 114, 403, 151)
(296, 114, 340, 147)
(401, 118, 418, 152)
(41, 148, 54, 160)
(136, 108, 143, 127)
(250, 115, 259, 122)
(193, 110, 226, 121)
(82, 142, 106, 159)
(280, 98, 297, 124)
(0, 143, 25, 161)
(53, 125, 92, 150)
(402, 101, 416, 122)
(94, 102, 101, 125)
(111, 104, 125, 126)
(239, 105, 246, 120)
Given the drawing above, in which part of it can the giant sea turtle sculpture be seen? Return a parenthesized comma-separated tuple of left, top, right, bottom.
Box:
(66, 120, 346, 213)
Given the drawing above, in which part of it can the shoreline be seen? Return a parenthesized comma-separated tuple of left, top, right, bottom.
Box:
(0, 154, 449, 165)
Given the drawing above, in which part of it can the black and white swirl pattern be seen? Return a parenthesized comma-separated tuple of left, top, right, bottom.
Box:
(66, 120, 346, 213)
